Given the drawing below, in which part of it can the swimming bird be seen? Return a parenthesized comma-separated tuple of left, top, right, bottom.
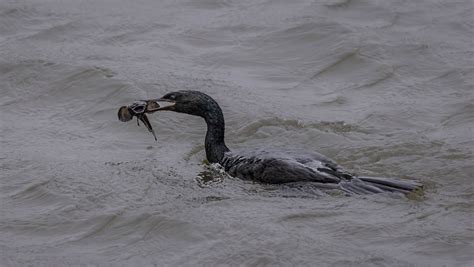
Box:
(150, 90, 422, 194)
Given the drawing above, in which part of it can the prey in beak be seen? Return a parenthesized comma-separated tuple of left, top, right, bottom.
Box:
(117, 99, 175, 141)
(144, 98, 176, 112)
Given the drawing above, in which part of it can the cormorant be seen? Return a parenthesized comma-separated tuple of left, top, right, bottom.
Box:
(149, 90, 422, 194)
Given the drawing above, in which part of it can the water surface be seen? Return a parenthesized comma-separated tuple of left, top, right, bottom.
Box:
(1, 0, 473, 266)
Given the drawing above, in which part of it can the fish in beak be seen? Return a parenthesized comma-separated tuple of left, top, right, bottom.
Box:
(117, 99, 176, 141)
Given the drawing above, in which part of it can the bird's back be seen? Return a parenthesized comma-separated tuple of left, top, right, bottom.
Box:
(220, 147, 422, 194)
(221, 148, 353, 184)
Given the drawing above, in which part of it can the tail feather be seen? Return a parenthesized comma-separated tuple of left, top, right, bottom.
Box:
(359, 177, 422, 191)
(352, 179, 386, 193)
(340, 177, 422, 194)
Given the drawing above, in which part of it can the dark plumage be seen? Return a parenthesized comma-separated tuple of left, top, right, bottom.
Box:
(155, 90, 422, 194)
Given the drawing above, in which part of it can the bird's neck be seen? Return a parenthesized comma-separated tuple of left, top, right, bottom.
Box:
(203, 106, 229, 164)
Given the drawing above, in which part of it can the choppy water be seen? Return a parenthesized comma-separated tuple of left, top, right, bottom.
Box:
(1, 0, 473, 266)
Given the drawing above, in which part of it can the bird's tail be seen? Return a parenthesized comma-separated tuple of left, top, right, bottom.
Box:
(339, 176, 423, 194)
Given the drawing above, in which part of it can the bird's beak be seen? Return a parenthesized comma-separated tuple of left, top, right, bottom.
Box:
(144, 99, 176, 113)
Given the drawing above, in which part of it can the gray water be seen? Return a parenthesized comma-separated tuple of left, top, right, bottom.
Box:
(1, 0, 473, 266)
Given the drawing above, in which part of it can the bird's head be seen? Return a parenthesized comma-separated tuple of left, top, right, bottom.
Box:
(149, 90, 220, 118)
